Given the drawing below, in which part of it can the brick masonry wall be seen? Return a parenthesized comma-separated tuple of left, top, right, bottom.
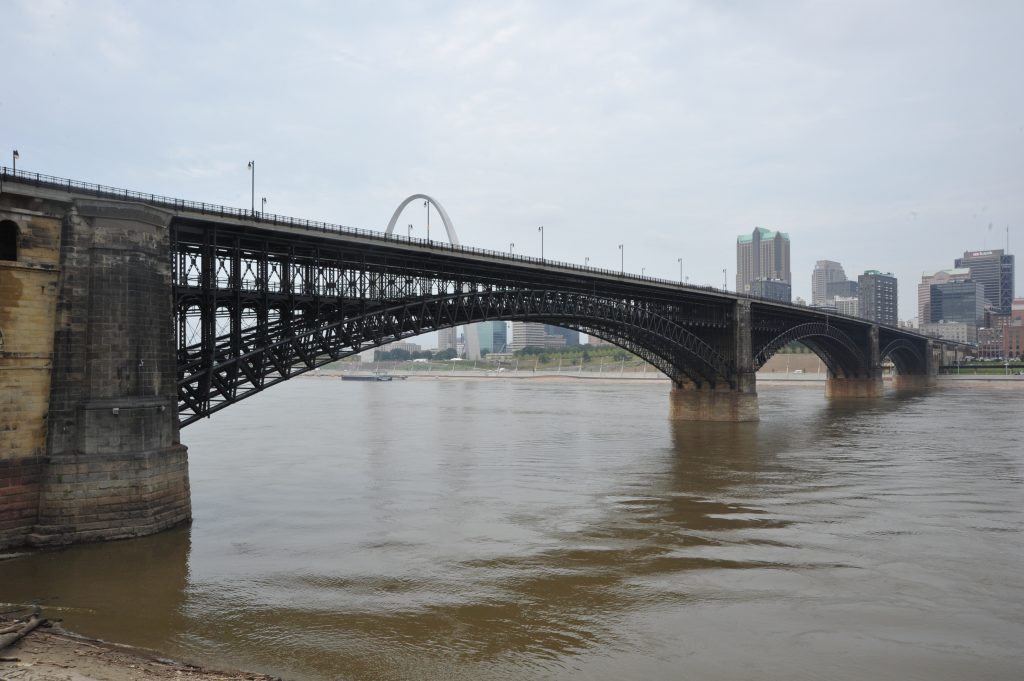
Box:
(0, 456, 43, 547)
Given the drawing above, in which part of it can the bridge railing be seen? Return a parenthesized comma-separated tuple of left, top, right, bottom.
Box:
(0, 166, 727, 289)
(0, 165, 923, 338)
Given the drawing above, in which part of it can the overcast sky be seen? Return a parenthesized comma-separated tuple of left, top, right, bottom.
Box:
(3, 0, 1021, 321)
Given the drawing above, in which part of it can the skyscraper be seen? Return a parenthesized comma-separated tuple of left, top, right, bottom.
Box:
(931, 280, 984, 325)
(954, 250, 1015, 315)
(736, 227, 790, 294)
(437, 327, 458, 352)
(858, 270, 898, 326)
(811, 260, 846, 306)
(918, 268, 971, 325)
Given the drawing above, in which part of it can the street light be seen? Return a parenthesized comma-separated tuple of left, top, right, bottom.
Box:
(722, 268, 727, 289)
(261, 197, 267, 216)
(678, 257, 683, 284)
(12, 150, 18, 173)
(247, 161, 255, 215)
(585, 256, 590, 267)
(407, 223, 413, 239)
(509, 242, 515, 255)
(424, 200, 430, 241)
(618, 244, 624, 274)
(641, 267, 646, 277)
(538, 225, 544, 259)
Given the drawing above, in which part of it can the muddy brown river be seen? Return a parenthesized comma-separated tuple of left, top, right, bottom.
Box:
(2, 379, 1022, 680)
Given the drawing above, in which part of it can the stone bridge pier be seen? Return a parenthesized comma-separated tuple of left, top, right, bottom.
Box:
(1, 194, 190, 549)
(824, 325, 884, 398)
(669, 300, 759, 422)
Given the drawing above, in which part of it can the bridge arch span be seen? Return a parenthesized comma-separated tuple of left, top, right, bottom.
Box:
(177, 289, 732, 425)
(753, 322, 870, 378)
(880, 338, 927, 375)
(385, 194, 460, 245)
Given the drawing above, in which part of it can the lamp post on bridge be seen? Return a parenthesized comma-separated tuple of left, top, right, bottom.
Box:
(585, 256, 589, 267)
(408, 223, 413, 239)
(261, 197, 267, 216)
(12, 150, 18, 173)
(618, 244, 624, 274)
(247, 161, 255, 216)
(538, 225, 544, 259)
(509, 242, 515, 255)
(722, 268, 727, 290)
(424, 200, 430, 241)
(678, 257, 683, 285)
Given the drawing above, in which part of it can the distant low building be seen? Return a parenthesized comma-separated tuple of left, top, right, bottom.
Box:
(1003, 298, 1024, 359)
(385, 340, 422, 354)
(834, 296, 859, 317)
(509, 322, 569, 352)
(751, 277, 791, 302)
(826, 279, 859, 301)
(919, 321, 977, 344)
(977, 327, 1004, 360)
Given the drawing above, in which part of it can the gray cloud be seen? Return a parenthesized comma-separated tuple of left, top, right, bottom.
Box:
(3, 0, 1021, 318)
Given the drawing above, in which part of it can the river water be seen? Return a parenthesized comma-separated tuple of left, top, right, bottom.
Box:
(2, 379, 1022, 680)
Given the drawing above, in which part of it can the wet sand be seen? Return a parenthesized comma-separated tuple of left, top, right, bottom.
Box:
(1, 614, 278, 681)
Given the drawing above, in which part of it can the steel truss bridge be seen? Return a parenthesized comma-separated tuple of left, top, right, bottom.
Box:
(1, 168, 956, 427)
(170, 220, 943, 426)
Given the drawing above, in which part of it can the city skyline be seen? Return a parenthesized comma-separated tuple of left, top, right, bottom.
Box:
(2, 1, 1022, 321)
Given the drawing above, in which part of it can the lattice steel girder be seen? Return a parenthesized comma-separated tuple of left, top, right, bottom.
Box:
(175, 289, 734, 425)
(752, 321, 869, 377)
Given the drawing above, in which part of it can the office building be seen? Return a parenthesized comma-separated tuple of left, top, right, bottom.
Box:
(811, 260, 846, 305)
(918, 268, 971, 324)
(834, 296, 859, 317)
(919, 321, 977, 344)
(931, 280, 984, 325)
(858, 270, 898, 326)
(509, 322, 569, 352)
(437, 327, 458, 352)
(954, 250, 1014, 315)
(751, 278, 792, 302)
(736, 227, 791, 294)
(826, 279, 859, 300)
(544, 325, 580, 347)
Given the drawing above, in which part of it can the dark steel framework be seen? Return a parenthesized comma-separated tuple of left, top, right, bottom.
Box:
(171, 220, 939, 427)
(172, 220, 742, 426)
(0, 168, 953, 427)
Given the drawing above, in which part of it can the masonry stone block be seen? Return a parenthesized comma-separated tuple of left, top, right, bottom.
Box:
(1, 192, 192, 549)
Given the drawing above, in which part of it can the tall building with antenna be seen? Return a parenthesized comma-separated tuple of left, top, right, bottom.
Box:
(954, 249, 1014, 315)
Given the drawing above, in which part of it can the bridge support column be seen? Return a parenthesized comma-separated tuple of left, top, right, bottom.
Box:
(892, 340, 939, 390)
(28, 201, 191, 547)
(892, 373, 936, 390)
(669, 299, 758, 421)
(825, 373, 884, 397)
(669, 381, 759, 421)
(825, 324, 883, 398)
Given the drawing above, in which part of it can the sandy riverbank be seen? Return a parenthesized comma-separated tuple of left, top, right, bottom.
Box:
(0, 613, 279, 681)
